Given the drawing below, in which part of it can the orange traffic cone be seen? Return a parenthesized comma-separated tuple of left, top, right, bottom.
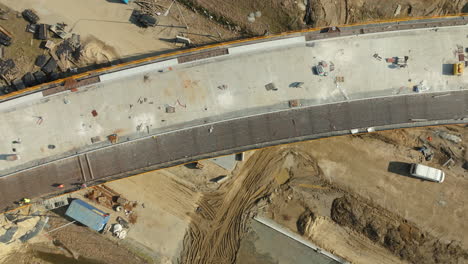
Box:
(58, 184, 64, 188)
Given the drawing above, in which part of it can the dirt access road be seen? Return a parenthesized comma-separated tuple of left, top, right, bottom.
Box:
(180, 148, 297, 264)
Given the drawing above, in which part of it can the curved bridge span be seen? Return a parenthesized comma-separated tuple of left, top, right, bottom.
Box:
(0, 15, 466, 211)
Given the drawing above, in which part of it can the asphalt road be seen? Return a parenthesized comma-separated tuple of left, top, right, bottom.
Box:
(0, 91, 466, 211)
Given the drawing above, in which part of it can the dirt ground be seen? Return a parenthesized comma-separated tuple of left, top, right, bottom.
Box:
(179, 148, 292, 264)
(0, 157, 240, 264)
(0, 210, 147, 264)
(2, 0, 239, 59)
(176, 125, 467, 264)
(255, 125, 468, 264)
(105, 170, 201, 263)
(304, 0, 467, 27)
(179, 0, 467, 35)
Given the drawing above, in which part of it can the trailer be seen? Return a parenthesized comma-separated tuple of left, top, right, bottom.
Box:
(65, 199, 110, 232)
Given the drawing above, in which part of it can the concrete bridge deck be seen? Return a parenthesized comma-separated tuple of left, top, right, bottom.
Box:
(0, 16, 466, 210)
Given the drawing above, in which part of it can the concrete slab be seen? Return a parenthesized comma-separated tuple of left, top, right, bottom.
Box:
(0, 25, 466, 175)
(236, 220, 339, 264)
(228, 36, 305, 55)
(209, 154, 237, 171)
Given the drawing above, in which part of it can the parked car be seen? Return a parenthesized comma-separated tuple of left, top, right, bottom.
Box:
(137, 14, 158, 28)
(409, 163, 445, 183)
(0, 32, 11, 46)
(22, 9, 39, 24)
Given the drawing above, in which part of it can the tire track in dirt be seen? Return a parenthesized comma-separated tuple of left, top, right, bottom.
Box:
(180, 147, 316, 264)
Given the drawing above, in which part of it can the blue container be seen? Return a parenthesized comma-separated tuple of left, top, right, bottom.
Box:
(121, 0, 129, 4)
(65, 199, 110, 232)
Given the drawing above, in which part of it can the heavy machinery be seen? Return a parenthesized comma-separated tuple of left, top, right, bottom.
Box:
(453, 62, 464, 76)
(132, 10, 158, 28)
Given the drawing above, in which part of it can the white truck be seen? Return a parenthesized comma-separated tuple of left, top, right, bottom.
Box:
(409, 163, 445, 183)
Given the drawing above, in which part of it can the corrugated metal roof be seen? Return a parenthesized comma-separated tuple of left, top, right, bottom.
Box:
(65, 199, 110, 231)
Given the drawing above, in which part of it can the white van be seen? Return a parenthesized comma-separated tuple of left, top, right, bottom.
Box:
(409, 164, 445, 183)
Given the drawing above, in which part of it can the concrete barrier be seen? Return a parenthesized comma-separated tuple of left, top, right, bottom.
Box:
(0, 92, 43, 112)
(254, 216, 349, 264)
(99, 59, 179, 82)
(228, 36, 306, 55)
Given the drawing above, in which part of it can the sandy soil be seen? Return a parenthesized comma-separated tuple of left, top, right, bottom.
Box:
(306, 217, 409, 264)
(164, 160, 231, 192)
(258, 125, 468, 264)
(2, 0, 239, 59)
(180, 148, 295, 264)
(176, 125, 467, 264)
(301, 126, 468, 248)
(105, 170, 200, 263)
(0, 208, 147, 264)
(0, 213, 45, 263)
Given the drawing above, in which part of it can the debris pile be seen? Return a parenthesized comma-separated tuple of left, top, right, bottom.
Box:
(434, 130, 462, 144)
(7, 32, 83, 94)
(0, 8, 84, 94)
(0, 59, 16, 78)
(417, 145, 433, 161)
(385, 56, 409, 68)
(314, 60, 331, 76)
(85, 185, 138, 223)
(134, 0, 166, 14)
